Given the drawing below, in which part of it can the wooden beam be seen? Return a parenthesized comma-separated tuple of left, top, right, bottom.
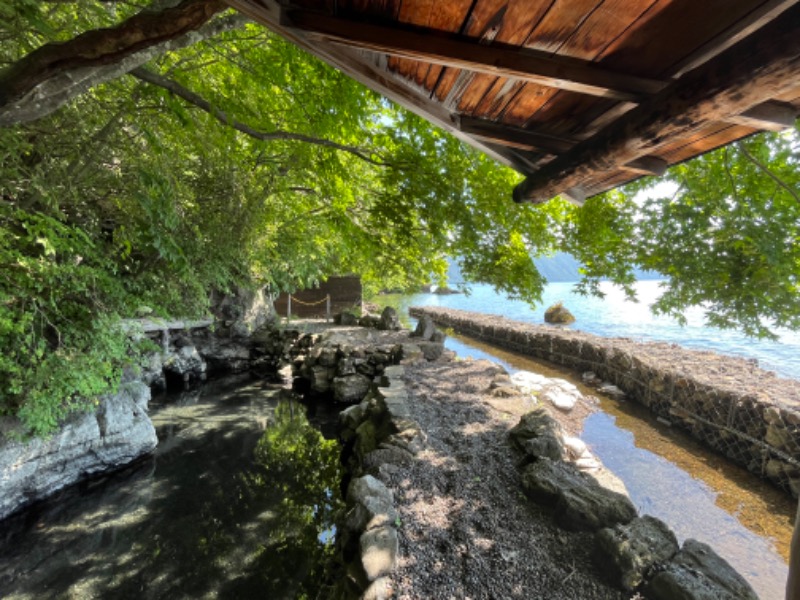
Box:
(624, 156, 669, 177)
(459, 116, 668, 176)
(458, 117, 574, 154)
(280, 8, 666, 102)
(512, 4, 800, 204)
(730, 100, 798, 131)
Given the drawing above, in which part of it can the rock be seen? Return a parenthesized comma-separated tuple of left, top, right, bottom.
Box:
(359, 314, 381, 328)
(334, 374, 373, 403)
(417, 341, 444, 361)
(211, 286, 276, 339)
(595, 515, 679, 591)
(598, 382, 626, 400)
(411, 314, 436, 341)
(336, 311, 359, 326)
(344, 494, 399, 533)
(644, 539, 758, 600)
(544, 302, 576, 324)
(362, 577, 393, 600)
(360, 526, 399, 581)
(401, 343, 424, 363)
(378, 307, 401, 331)
(363, 447, 414, 471)
(0, 382, 157, 520)
(510, 370, 549, 394)
(162, 344, 206, 385)
(541, 387, 579, 411)
(521, 458, 637, 531)
(562, 436, 588, 460)
(509, 408, 564, 461)
(348, 474, 394, 506)
(582, 371, 602, 386)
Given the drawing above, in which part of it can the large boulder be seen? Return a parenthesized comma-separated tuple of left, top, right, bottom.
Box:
(162, 344, 206, 386)
(595, 515, 679, 591)
(377, 307, 401, 331)
(210, 286, 276, 339)
(509, 408, 564, 462)
(334, 373, 373, 403)
(411, 314, 437, 341)
(0, 382, 157, 520)
(643, 539, 758, 600)
(521, 458, 637, 531)
(544, 302, 576, 324)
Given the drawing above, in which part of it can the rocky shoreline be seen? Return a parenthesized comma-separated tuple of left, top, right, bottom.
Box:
(327, 316, 757, 599)
(410, 306, 800, 498)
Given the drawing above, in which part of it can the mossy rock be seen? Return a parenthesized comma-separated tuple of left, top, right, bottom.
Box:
(544, 302, 576, 324)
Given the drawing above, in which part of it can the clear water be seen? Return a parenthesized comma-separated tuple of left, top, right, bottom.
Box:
(0, 376, 342, 600)
(388, 280, 800, 378)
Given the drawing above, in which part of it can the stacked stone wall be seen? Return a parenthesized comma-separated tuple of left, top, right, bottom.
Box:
(410, 306, 800, 497)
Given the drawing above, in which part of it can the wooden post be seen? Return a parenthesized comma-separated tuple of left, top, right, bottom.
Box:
(789, 497, 800, 600)
(287, 294, 292, 322)
(326, 294, 331, 323)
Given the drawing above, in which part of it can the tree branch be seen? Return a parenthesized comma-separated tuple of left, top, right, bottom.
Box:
(130, 66, 393, 167)
(738, 142, 800, 205)
(0, 0, 233, 126)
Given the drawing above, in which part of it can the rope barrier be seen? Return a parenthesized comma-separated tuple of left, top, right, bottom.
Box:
(287, 294, 329, 306)
(285, 294, 332, 323)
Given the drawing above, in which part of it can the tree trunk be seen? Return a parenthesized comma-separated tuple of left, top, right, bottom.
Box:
(0, 0, 229, 126)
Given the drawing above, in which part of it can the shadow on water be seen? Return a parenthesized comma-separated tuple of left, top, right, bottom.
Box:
(442, 332, 794, 600)
(0, 376, 343, 600)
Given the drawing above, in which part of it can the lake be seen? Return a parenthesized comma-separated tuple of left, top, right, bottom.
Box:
(384, 279, 800, 379)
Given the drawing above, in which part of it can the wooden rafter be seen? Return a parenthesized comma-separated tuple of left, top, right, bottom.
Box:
(730, 101, 798, 132)
(280, 8, 667, 102)
(512, 4, 800, 204)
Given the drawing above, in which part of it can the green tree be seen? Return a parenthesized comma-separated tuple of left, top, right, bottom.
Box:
(0, 2, 798, 435)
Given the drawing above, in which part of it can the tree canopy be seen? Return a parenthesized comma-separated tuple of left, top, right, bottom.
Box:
(0, 1, 798, 434)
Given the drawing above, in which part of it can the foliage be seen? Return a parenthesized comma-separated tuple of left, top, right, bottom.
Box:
(1, 3, 798, 434)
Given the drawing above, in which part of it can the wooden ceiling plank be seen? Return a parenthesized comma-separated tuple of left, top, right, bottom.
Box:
(668, 0, 800, 78)
(522, 0, 603, 54)
(729, 100, 799, 131)
(281, 8, 667, 101)
(513, 6, 800, 203)
(597, 0, 770, 78)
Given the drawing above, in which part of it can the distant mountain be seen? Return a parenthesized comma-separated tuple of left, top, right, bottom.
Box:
(446, 252, 660, 285)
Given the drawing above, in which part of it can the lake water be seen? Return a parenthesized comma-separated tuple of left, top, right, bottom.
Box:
(386, 279, 800, 379)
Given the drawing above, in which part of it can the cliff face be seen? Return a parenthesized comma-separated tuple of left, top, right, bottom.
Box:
(0, 381, 157, 521)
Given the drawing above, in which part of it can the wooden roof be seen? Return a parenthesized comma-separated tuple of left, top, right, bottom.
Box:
(226, 0, 800, 204)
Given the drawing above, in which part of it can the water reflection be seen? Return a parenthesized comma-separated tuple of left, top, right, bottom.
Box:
(0, 377, 342, 600)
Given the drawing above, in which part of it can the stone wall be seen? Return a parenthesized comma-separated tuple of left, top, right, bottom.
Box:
(410, 306, 800, 497)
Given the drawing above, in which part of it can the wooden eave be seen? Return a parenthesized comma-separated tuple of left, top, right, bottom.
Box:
(226, 0, 800, 205)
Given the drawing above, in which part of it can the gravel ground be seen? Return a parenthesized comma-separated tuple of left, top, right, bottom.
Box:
(379, 357, 630, 600)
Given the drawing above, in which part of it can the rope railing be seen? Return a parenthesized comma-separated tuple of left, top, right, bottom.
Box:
(285, 294, 331, 322)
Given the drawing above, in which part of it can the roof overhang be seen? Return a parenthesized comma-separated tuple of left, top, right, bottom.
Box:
(225, 0, 800, 204)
